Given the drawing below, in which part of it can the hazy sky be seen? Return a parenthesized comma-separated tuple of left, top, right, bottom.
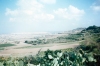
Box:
(0, 0, 100, 34)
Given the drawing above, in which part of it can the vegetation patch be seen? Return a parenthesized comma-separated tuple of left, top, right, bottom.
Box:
(0, 47, 4, 50)
(0, 44, 15, 47)
(80, 25, 100, 54)
(0, 49, 100, 66)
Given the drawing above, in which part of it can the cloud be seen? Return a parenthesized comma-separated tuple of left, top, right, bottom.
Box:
(5, 0, 84, 24)
(5, 8, 18, 16)
(9, 17, 16, 22)
(91, 0, 100, 12)
(54, 5, 85, 20)
(40, 0, 56, 4)
(5, 0, 54, 22)
(91, 6, 100, 12)
(34, 13, 54, 20)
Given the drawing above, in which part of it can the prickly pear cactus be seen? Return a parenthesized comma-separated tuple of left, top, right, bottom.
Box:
(0, 49, 98, 66)
(19, 59, 24, 66)
(0, 62, 4, 66)
(14, 60, 19, 66)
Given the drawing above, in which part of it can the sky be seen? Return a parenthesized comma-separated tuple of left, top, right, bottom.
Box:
(0, 0, 100, 34)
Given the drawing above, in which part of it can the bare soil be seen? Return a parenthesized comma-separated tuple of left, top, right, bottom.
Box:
(0, 42, 79, 56)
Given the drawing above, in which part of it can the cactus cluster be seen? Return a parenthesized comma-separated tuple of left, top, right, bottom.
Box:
(0, 49, 99, 66)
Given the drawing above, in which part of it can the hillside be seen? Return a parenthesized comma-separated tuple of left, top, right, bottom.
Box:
(0, 26, 100, 66)
(79, 25, 100, 54)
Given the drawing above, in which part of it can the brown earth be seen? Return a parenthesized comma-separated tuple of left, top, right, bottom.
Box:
(0, 43, 79, 57)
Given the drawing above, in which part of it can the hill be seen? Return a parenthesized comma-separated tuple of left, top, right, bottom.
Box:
(79, 25, 100, 54)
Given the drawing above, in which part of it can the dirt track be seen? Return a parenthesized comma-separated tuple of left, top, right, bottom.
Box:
(0, 43, 79, 56)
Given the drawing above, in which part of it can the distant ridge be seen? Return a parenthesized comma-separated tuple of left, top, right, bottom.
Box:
(64, 28, 85, 34)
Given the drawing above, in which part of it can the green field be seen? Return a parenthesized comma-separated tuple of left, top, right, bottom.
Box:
(0, 44, 15, 48)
